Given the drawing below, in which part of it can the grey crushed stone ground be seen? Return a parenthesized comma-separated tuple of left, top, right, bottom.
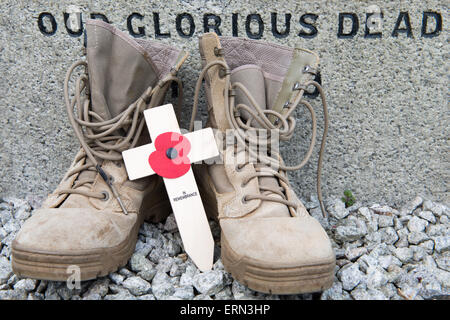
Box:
(0, 195, 448, 300)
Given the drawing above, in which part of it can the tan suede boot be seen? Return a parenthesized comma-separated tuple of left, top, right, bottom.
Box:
(190, 33, 335, 294)
(11, 20, 188, 281)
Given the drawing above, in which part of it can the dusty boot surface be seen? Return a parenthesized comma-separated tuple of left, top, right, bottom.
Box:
(11, 19, 187, 281)
(192, 33, 335, 294)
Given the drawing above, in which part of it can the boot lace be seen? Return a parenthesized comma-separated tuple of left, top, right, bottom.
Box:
(189, 60, 329, 217)
(60, 60, 183, 214)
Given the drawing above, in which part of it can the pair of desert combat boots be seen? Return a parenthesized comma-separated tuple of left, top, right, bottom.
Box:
(11, 19, 335, 295)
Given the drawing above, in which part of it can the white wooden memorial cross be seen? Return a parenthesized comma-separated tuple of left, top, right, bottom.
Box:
(122, 104, 219, 271)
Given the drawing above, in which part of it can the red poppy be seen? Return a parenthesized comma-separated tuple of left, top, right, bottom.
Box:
(148, 132, 191, 179)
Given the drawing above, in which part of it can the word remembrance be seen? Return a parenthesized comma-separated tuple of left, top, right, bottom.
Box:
(37, 9, 443, 39)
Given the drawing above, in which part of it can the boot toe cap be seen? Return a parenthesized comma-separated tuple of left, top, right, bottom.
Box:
(220, 215, 335, 267)
(12, 208, 136, 254)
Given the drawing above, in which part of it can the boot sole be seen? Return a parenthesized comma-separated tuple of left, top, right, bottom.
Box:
(221, 234, 335, 295)
(11, 201, 172, 282)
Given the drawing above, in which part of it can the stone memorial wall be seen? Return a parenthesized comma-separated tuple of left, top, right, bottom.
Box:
(0, 0, 447, 206)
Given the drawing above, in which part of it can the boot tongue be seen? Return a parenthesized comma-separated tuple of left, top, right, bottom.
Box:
(85, 20, 159, 120)
(230, 65, 290, 218)
(230, 65, 266, 124)
(62, 20, 162, 208)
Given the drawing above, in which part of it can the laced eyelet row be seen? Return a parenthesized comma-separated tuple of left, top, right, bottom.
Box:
(189, 57, 330, 217)
(59, 60, 184, 215)
(100, 191, 109, 201)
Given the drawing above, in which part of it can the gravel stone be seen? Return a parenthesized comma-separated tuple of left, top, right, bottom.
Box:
(408, 232, 430, 245)
(368, 242, 390, 258)
(370, 205, 396, 216)
(440, 216, 449, 224)
(137, 269, 157, 282)
(139, 223, 155, 238)
(328, 199, 350, 219)
(434, 253, 450, 271)
(378, 255, 402, 270)
(179, 264, 199, 287)
(215, 287, 233, 300)
(118, 267, 134, 278)
(357, 207, 372, 221)
(231, 280, 258, 300)
(426, 224, 447, 236)
(364, 231, 382, 243)
(379, 283, 398, 299)
(108, 284, 125, 294)
(151, 271, 175, 299)
(83, 278, 110, 298)
(173, 286, 195, 300)
(377, 215, 394, 228)
(0, 209, 13, 225)
(0, 227, 7, 241)
(321, 282, 346, 300)
(379, 227, 399, 244)
(27, 293, 44, 300)
(334, 217, 367, 242)
(129, 253, 155, 273)
(122, 277, 151, 296)
(0, 256, 13, 285)
(83, 293, 102, 300)
(134, 240, 152, 257)
(357, 254, 379, 273)
(393, 247, 414, 264)
(417, 211, 437, 224)
(156, 257, 174, 273)
(432, 236, 450, 253)
(146, 237, 164, 250)
(407, 216, 429, 233)
(334, 248, 346, 259)
(400, 196, 423, 216)
(13, 279, 37, 291)
(108, 273, 125, 285)
(44, 281, 62, 300)
(345, 247, 367, 261)
(337, 263, 364, 291)
(411, 246, 427, 262)
(419, 240, 435, 254)
(13, 204, 31, 220)
(163, 214, 178, 233)
(148, 247, 169, 264)
(422, 200, 434, 212)
(57, 286, 80, 300)
(192, 270, 224, 296)
(423, 201, 445, 217)
(393, 217, 403, 230)
(351, 288, 386, 300)
(7, 274, 18, 286)
(386, 265, 406, 283)
(165, 239, 181, 257)
(0, 289, 28, 300)
(2, 219, 20, 234)
(169, 263, 186, 277)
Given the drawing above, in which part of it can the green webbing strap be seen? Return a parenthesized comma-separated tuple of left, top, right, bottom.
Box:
(269, 48, 319, 124)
